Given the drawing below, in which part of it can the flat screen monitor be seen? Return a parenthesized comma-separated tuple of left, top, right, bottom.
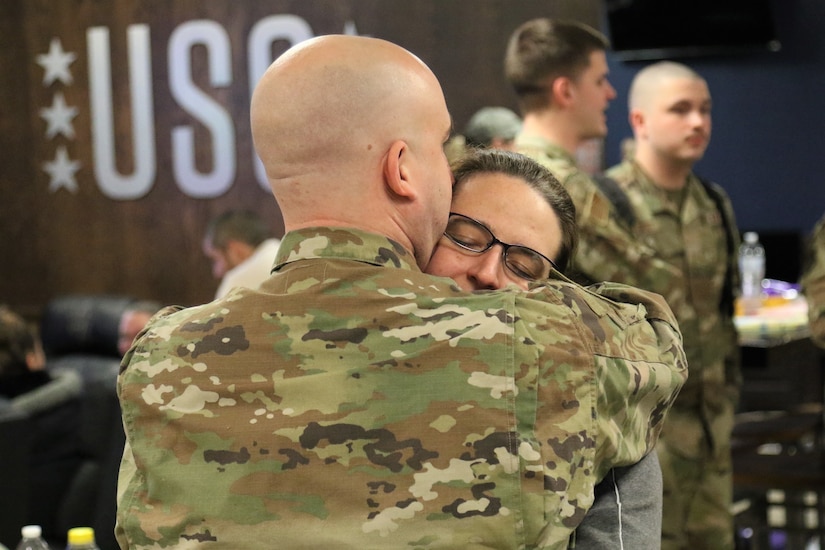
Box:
(605, 0, 781, 61)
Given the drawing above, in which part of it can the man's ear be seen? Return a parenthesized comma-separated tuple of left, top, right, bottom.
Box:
(629, 109, 645, 136)
(384, 140, 417, 200)
(551, 76, 574, 107)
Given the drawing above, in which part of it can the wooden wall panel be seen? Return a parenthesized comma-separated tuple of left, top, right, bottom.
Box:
(0, 0, 600, 319)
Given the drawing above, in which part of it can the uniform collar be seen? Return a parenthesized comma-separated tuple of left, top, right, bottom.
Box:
(273, 227, 419, 272)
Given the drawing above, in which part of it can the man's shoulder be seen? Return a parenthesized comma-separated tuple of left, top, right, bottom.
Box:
(604, 159, 632, 182)
(514, 135, 579, 181)
(521, 151, 575, 181)
(603, 160, 648, 195)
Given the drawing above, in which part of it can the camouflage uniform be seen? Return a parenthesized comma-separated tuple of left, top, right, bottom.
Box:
(802, 213, 825, 346)
(514, 136, 624, 242)
(117, 227, 686, 549)
(516, 134, 740, 548)
(590, 159, 739, 550)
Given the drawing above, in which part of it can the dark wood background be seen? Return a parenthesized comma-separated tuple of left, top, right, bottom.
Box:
(0, 0, 599, 319)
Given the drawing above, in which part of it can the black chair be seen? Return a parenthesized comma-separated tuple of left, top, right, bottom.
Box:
(20, 294, 157, 550)
(0, 407, 32, 548)
(733, 339, 825, 549)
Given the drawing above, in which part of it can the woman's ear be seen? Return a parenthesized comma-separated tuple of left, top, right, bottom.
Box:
(384, 140, 417, 200)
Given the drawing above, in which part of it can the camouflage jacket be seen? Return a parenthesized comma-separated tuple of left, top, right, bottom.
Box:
(116, 227, 686, 549)
(802, 213, 825, 346)
(593, 161, 741, 440)
(514, 135, 625, 236)
(514, 136, 656, 289)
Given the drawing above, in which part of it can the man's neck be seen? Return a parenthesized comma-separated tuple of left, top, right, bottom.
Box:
(634, 149, 693, 191)
(521, 112, 582, 157)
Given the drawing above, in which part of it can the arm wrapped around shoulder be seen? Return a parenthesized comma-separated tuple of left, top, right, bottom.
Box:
(560, 280, 687, 481)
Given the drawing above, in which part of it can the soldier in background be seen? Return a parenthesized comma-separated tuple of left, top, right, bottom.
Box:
(598, 62, 741, 549)
(505, 18, 740, 547)
(504, 18, 639, 285)
(463, 106, 522, 150)
(443, 106, 522, 164)
(116, 34, 686, 549)
(0, 305, 83, 537)
(802, 213, 825, 345)
(202, 209, 281, 299)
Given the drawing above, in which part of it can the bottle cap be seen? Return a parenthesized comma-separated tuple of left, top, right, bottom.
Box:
(744, 231, 759, 243)
(68, 527, 95, 545)
(21, 525, 42, 539)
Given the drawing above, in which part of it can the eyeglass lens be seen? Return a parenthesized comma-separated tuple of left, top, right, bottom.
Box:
(444, 214, 552, 280)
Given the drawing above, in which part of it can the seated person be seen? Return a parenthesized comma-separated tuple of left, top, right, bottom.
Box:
(41, 295, 162, 359)
(117, 301, 162, 356)
(202, 209, 282, 299)
(39, 295, 162, 391)
(0, 305, 83, 538)
(802, 213, 825, 346)
(426, 148, 663, 547)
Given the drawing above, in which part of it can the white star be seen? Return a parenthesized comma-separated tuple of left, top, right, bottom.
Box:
(343, 20, 369, 37)
(43, 145, 81, 193)
(40, 92, 78, 139)
(36, 38, 77, 86)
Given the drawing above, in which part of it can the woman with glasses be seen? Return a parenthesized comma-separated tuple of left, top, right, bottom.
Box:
(427, 147, 576, 289)
(426, 147, 663, 548)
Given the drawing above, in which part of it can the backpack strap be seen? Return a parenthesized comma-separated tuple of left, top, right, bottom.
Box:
(591, 173, 636, 228)
(697, 177, 737, 317)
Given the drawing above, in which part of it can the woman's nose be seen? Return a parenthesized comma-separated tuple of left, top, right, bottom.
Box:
(467, 247, 507, 290)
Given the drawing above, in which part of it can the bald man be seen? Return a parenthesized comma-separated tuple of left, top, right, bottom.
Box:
(572, 61, 741, 550)
(115, 36, 687, 549)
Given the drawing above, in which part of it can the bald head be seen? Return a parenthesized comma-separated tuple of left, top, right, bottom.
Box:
(628, 61, 705, 112)
(627, 61, 712, 185)
(250, 35, 453, 267)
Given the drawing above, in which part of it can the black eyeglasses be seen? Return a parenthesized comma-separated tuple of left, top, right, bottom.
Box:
(443, 212, 559, 281)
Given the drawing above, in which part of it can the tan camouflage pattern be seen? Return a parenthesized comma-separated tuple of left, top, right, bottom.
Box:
(802, 213, 825, 346)
(514, 136, 625, 239)
(515, 136, 740, 548)
(583, 156, 740, 550)
(116, 227, 686, 549)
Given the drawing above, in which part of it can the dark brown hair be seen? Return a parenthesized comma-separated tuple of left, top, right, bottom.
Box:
(205, 210, 272, 250)
(451, 148, 578, 273)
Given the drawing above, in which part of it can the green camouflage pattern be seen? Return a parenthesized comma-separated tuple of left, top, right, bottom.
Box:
(514, 136, 625, 238)
(598, 161, 741, 421)
(515, 137, 741, 548)
(116, 227, 686, 549)
(802, 213, 825, 346)
(565, 154, 739, 550)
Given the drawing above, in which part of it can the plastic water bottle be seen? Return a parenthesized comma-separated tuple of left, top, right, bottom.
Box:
(65, 528, 99, 550)
(738, 231, 765, 314)
(15, 525, 50, 550)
